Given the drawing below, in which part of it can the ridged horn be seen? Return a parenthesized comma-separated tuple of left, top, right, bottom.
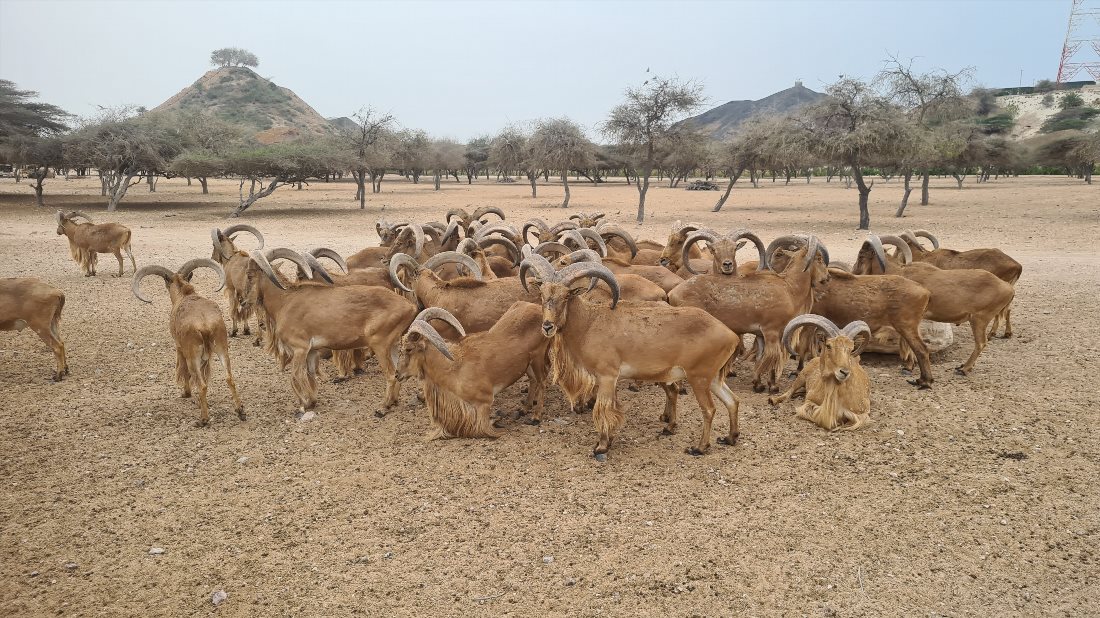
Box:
(248, 251, 286, 290)
(265, 248, 313, 280)
(549, 220, 579, 235)
(575, 228, 607, 257)
(68, 210, 94, 223)
(441, 219, 463, 245)
(879, 234, 913, 264)
(405, 320, 455, 361)
(682, 230, 719, 275)
(414, 307, 466, 338)
(423, 251, 483, 280)
(556, 249, 602, 267)
(913, 229, 939, 249)
(176, 258, 225, 292)
(518, 254, 557, 292)
(782, 314, 841, 356)
(445, 208, 470, 224)
(395, 223, 425, 258)
(522, 218, 550, 245)
(841, 320, 872, 355)
(558, 262, 620, 308)
(766, 235, 808, 273)
(210, 228, 226, 259)
(478, 236, 521, 266)
(387, 253, 420, 293)
(55, 210, 63, 226)
(730, 229, 768, 271)
(222, 224, 264, 249)
(302, 253, 335, 284)
(860, 234, 887, 273)
(455, 237, 480, 256)
(308, 248, 348, 274)
(596, 224, 638, 258)
(472, 206, 505, 222)
(532, 241, 571, 258)
(131, 265, 174, 303)
(473, 222, 518, 242)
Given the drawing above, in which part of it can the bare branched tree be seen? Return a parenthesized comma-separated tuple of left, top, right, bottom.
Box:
(338, 108, 395, 208)
(489, 125, 540, 197)
(529, 117, 595, 207)
(603, 75, 705, 222)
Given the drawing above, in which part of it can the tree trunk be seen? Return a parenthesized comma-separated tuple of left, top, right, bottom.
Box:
(560, 171, 571, 208)
(232, 177, 284, 216)
(33, 175, 45, 207)
(107, 173, 138, 212)
(434, 172, 441, 190)
(636, 160, 652, 223)
(186, 177, 192, 186)
(920, 169, 930, 205)
(354, 169, 367, 208)
(953, 173, 964, 189)
(895, 170, 914, 218)
(199, 177, 209, 194)
(527, 171, 537, 198)
(851, 165, 872, 230)
(712, 169, 743, 212)
(147, 174, 156, 192)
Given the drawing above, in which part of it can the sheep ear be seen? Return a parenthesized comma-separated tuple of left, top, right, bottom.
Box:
(406, 331, 422, 342)
(569, 286, 586, 297)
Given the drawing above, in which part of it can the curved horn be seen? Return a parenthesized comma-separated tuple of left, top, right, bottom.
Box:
(210, 228, 226, 258)
(473, 222, 519, 242)
(441, 219, 463, 245)
(176, 258, 226, 292)
(596, 224, 638, 258)
(518, 254, 558, 292)
(549, 220, 579, 235)
(445, 208, 470, 224)
(575, 228, 607, 257)
(302, 253, 335, 284)
(802, 236, 820, 271)
(673, 221, 702, 236)
(308, 247, 348, 274)
(131, 265, 174, 303)
(223, 224, 264, 249)
(472, 206, 505, 222)
(765, 234, 807, 273)
(455, 237, 480, 256)
(730, 229, 768, 271)
(593, 212, 605, 221)
(414, 307, 466, 338)
(522, 218, 550, 245)
(879, 234, 913, 264)
(681, 230, 719, 275)
(55, 210, 63, 226)
(395, 223, 425, 258)
(532, 241, 572, 258)
(477, 236, 521, 266)
(387, 253, 420, 293)
(248, 251, 287, 291)
(568, 213, 582, 221)
(557, 229, 588, 251)
(782, 314, 841, 356)
(265, 247, 313, 280)
(423, 251, 483, 280)
(912, 229, 939, 249)
(68, 210, 94, 223)
(558, 262, 620, 308)
(840, 320, 872, 356)
(405, 320, 455, 361)
(860, 234, 888, 273)
(557, 249, 602, 267)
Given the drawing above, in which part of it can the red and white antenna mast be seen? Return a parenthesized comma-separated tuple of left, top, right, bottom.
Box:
(1057, 0, 1100, 82)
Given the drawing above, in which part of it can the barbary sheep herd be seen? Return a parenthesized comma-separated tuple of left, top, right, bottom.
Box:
(1, 207, 1022, 461)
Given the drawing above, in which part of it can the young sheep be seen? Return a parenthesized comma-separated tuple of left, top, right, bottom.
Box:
(768, 315, 872, 431)
(55, 210, 136, 277)
(396, 304, 551, 439)
(0, 278, 68, 381)
(132, 259, 244, 426)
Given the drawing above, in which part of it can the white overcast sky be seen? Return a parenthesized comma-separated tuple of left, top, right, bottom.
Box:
(0, 0, 1072, 140)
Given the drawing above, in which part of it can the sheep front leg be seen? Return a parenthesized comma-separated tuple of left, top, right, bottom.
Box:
(32, 325, 68, 381)
(685, 377, 717, 456)
(768, 369, 807, 407)
(712, 377, 741, 446)
(658, 382, 679, 435)
(956, 316, 991, 376)
(591, 376, 623, 461)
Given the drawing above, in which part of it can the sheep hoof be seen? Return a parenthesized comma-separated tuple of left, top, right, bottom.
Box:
(752, 383, 765, 393)
(787, 371, 798, 379)
(627, 384, 640, 392)
(593, 452, 608, 462)
(236, 408, 246, 421)
(717, 434, 739, 446)
(243, 328, 251, 336)
(194, 420, 209, 428)
(492, 419, 506, 429)
(954, 366, 968, 376)
(659, 427, 675, 437)
(354, 368, 367, 376)
(52, 373, 64, 382)
(767, 397, 779, 406)
(900, 368, 913, 376)
(180, 392, 191, 399)
(332, 377, 348, 384)
(374, 409, 388, 418)
(678, 385, 688, 395)
(684, 446, 707, 457)
(252, 339, 261, 347)
(726, 370, 736, 378)
(524, 417, 541, 426)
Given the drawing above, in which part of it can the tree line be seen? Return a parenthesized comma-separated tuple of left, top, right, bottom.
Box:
(1, 55, 1098, 228)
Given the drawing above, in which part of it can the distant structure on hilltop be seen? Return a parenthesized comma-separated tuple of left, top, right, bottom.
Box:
(152, 66, 336, 144)
(1057, 0, 1100, 82)
(677, 81, 825, 140)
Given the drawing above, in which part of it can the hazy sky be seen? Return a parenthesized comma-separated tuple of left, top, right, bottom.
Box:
(0, 0, 1071, 139)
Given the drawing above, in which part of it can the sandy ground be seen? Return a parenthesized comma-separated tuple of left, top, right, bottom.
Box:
(1, 173, 1098, 617)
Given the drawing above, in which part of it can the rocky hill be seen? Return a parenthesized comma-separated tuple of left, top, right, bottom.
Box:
(152, 67, 334, 144)
(679, 81, 825, 140)
(996, 84, 1100, 140)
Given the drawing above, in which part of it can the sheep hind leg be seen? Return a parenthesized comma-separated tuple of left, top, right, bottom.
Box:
(591, 377, 623, 461)
(685, 377, 718, 456)
(372, 341, 401, 417)
(712, 377, 741, 446)
(33, 325, 68, 381)
(186, 347, 210, 427)
(175, 348, 191, 398)
(216, 338, 245, 421)
(289, 349, 317, 413)
(956, 316, 992, 376)
(125, 244, 136, 274)
(898, 326, 933, 389)
(658, 382, 679, 435)
(112, 249, 125, 277)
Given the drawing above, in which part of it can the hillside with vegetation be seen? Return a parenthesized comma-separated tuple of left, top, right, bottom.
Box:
(152, 67, 333, 143)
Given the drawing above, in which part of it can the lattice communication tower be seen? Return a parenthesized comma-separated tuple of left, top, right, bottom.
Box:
(1057, 0, 1100, 82)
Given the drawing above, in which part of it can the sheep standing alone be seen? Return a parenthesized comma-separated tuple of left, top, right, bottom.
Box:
(55, 210, 135, 277)
(769, 315, 873, 431)
(0, 278, 68, 381)
(132, 259, 244, 426)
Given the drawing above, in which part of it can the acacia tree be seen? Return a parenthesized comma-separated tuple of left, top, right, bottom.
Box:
(603, 75, 705, 222)
(489, 125, 540, 197)
(464, 136, 491, 184)
(796, 78, 913, 230)
(170, 109, 242, 193)
(210, 48, 259, 68)
(394, 130, 429, 184)
(878, 57, 971, 211)
(427, 139, 465, 190)
(529, 117, 594, 207)
(711, 115, 781, 211)
(4, 136, 63, 206)
(223, 141, 337, 215)
(0, 80, 71, 204)
(658, 128, 709, 188)
(63, 108, 183, 211)
(338, 107, 395, 207)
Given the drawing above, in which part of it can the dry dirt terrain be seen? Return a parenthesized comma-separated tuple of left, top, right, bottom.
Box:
(1, 174, 1098, 617)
